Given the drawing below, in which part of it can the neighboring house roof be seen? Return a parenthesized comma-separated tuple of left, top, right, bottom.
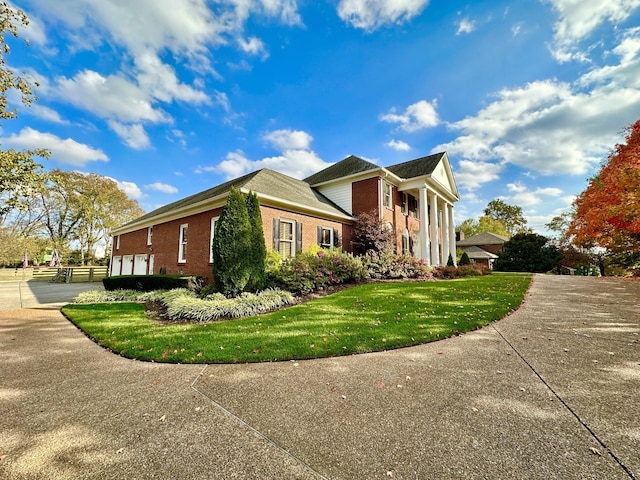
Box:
(304, 155, 379, 185)
(457, 232, 509, 247)
(113, 168, 350, 235)
(462, 245, 499, 260)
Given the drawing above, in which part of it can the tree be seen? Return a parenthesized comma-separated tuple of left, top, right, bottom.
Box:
(0, 4, 49, 216)
(245, 191, 266, 291)
(459, 251, 471, 265)
(494, 233, 562, 273)
(458, 216, 510, 238)
(212, 187, 252, 296)
(352, 210, 396, 255)
(567, 119, 640, 255)
(484, 199, 528, 236)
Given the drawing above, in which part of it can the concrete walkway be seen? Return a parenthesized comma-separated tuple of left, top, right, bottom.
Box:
(0, 275, 638, 479)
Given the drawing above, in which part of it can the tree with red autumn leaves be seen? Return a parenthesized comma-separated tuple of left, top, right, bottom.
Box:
(568, 120, 640, 254)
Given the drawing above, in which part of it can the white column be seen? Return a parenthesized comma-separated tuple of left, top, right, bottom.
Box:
(442, 203, 450, 265)
(448, 203, 456, 266)
(419, 187, 430, 265)
(429, 192, 439, 266)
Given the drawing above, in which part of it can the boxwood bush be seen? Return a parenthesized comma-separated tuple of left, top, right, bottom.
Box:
(103, 275, 202, 292)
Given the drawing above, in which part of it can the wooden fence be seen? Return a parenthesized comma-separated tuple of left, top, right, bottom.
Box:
(0, 266, 108, 283)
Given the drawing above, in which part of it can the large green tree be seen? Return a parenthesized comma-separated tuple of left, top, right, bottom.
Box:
(212, 187, 253, 296)
(494, 233, 561, 273)
(484, 199, 528, 236)
(0, 3, 48, 216)
(457, 216, 510, 238)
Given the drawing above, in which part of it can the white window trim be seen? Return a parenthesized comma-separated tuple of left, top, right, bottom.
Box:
(319, 226, 334, 249)
(147, 226, 153, 246)
(209, 216, 219, 263)
(383, 181, 393, 209)
(178, 223, 188, 263)
(115, 235, 120, 250)
(401, 192, 409, 215)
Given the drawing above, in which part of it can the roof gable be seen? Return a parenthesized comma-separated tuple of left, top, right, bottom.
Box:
(386, 152, 443, 178)
(304, 155, 379, 185)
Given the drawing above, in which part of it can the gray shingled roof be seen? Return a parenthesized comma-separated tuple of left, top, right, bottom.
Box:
(462, 245, 499, 259)
(118, 169, 350, 231)
(457, 232, 509, 246)
(304, 155, 379, 185)
(386, 152, 445, 179)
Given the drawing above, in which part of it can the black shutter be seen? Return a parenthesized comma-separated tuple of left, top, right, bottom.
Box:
(333, 228, 339, 247)
(296, 222, 303, 254)
(273, 218, 280, 251)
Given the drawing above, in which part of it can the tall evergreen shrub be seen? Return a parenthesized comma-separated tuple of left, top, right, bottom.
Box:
(246, 191, 266, 291)
(459, 251, 471, 265)
(212, 187, 252, 296)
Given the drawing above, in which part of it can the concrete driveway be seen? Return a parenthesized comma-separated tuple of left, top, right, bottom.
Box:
(0, 281, 103, 310)
(0, 275, 638, 479)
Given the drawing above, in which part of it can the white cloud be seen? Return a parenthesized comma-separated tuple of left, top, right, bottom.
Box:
(454, 160, 503, 190)
(437, 32, 640, 191)
(263, 129, 313, 150)
(545, 0, 640, 62)
(337, 0, 430, 30)
(380, 99, 439, 132)
(29, 105, 69, 124)
(238, 36, 269, 59)
(107, 121, 151, 150)
(386, 139, 411, 151)
(112, 179, 144, 200)
(456, 17, 475, 35)
(503, 182, 563, 206)
(203, 128, 331, 180)
(145, 182, 179, 194)
(3, 127, 108, 166)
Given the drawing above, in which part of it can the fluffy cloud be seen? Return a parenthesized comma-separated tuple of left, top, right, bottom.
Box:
(545, 0, 640, 61)
(380, 100, 439, 132)
(503, 182, 563, 207)
(109, 178, 144, 200)
(144, 182, 179, 194)
(386, 139, 411, 151)
(454, 160, 503, 190)
(437, 30, 640, 190)
(3, 127, 108, 166)
(337, 0, 430, 30)
(456, 17, 475, 35)
(108, 121, 151, 150)
(202, 128, 331, 180)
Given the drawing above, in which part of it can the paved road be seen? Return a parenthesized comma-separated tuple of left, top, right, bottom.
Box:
(0, 275, 638, 479)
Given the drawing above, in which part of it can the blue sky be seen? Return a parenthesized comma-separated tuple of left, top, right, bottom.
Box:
(5, 0, 640, 234)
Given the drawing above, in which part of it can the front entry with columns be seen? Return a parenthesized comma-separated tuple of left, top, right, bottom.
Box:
(411, 185, 457, 267)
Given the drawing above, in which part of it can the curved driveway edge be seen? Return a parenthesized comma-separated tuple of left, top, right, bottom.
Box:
(0, 275, 638, 479)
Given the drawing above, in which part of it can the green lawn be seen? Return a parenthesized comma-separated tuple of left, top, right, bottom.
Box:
(62, 275, 532, 363)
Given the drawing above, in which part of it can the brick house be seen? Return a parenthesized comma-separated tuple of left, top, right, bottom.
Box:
(109, 152, 459, 280)
(457, 232, 509, 269)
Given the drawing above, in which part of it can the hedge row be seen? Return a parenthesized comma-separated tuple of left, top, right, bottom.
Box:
(102, 274, 202, 292)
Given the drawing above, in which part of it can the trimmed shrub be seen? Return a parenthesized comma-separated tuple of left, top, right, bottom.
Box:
(361, 251, 432, 280)
(102, 275, 198, 292)
(246, 191, 267, 291)
(459, 251, 471, 265)
(447, 253, 455, 267)
(270, 249, 366, 294)
(432, 264, 490, 279)
(212, 187, 252, 296)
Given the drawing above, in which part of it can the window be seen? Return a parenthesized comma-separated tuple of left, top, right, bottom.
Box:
(318, 226, 336, 248)
(115, 235, 120, 250)
(178, 224, 188, 263)
(273, 218, 302, 258)
(402, 229, 410, 255)
(147, 226, 153, 246)
(209, 217, 218, 263)
(401, 192, 408, 215)
(383, 181, 393, 209)
(279, 220, 294, 258)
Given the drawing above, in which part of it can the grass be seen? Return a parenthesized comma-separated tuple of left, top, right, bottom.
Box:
(62, 275, 532, 363)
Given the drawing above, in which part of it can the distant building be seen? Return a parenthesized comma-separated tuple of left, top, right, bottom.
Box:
(457, 232, 509, 269)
